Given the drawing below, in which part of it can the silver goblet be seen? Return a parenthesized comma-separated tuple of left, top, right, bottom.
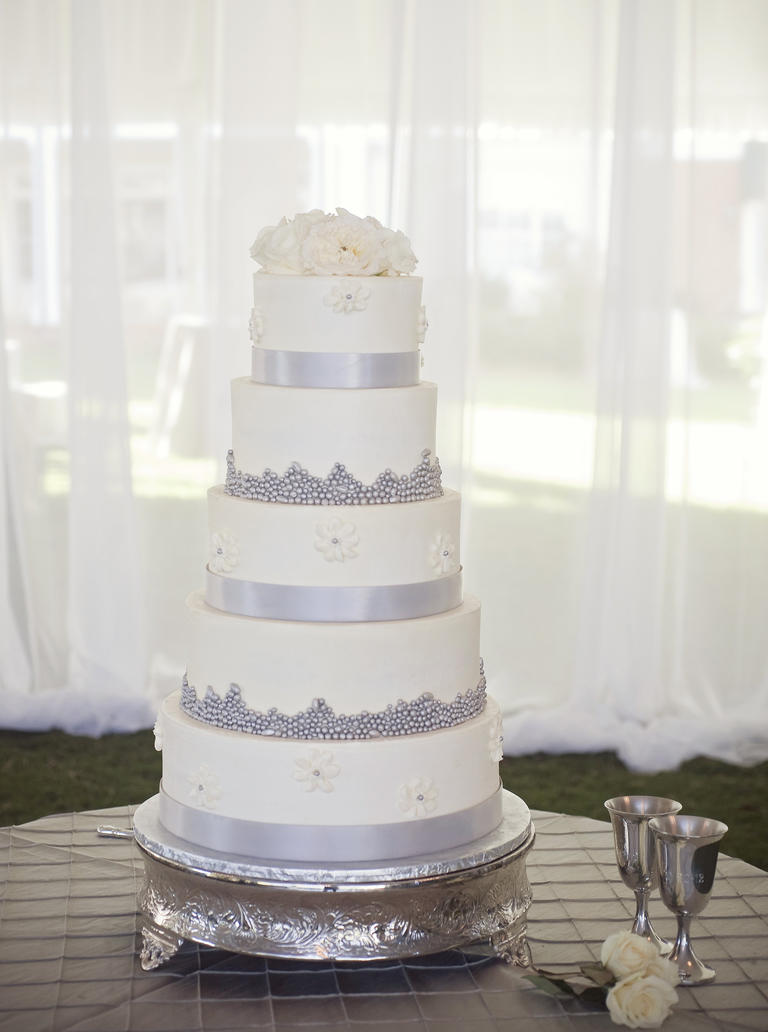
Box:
(604, 796, 682, 952)
(649, 813, 728, 985)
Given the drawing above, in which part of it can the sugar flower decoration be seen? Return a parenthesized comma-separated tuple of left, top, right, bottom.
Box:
(430, 531, 458, 575)
(488, 712, 504, 762)
(398, 777, 439, 818)
(323, 280, 371, 313)
(417, 305, 429, 344)
(249, 307, 264, 343)
(187, 765, 222, 810)
(315, 518, 359, 562)
(209, 529, 240, 573)
(293, 749, 341, 793)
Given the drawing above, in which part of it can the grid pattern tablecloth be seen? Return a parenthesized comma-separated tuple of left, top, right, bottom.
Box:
(0, 807, 766, 1031)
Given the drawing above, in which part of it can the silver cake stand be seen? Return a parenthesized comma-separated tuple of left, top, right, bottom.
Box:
(125, 791, 534, 969)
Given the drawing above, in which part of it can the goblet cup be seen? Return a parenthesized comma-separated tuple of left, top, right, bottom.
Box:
(604, 796, 682, 952)
(649, 814, 728, 985)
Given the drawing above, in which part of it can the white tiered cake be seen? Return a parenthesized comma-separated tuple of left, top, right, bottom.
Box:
(154, 209, 505, 865)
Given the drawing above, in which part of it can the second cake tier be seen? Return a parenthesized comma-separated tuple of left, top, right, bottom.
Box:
(230, 378, 438, 489)
(184, 590, 482, 720)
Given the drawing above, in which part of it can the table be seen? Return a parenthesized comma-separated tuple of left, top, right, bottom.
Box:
(0, 807, 766, 1031)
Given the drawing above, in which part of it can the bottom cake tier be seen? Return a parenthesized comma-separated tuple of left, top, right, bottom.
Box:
(156, 690, 504, 862)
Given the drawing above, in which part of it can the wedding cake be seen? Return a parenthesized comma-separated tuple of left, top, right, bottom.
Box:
(153, 209, 505, 864)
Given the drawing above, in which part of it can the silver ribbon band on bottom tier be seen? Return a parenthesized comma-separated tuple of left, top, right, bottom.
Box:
(251, 346, 421, 388)
(205, 566, 463, 622)
(157, 783, 503, 863)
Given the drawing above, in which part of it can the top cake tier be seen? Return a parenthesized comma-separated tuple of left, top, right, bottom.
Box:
(249, 209, 425, 389)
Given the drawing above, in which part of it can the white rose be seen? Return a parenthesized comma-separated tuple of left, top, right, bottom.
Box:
(250, 218, 305, 273)
(380, 227, 417, 275)
(644, 954, 680, 988)
(250, 210, 328, 273)
(301, 210, 386, 276)
(600, 930, 660, 980)
(606, 973, 678, 1029)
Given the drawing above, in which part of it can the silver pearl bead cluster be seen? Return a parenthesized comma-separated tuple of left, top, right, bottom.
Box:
(224, 449, 443, 505)
(181, 662, 487, 740)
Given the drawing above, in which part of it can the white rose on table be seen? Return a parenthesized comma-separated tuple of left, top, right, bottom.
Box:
(301, 209, 386, 276)
(606, 972, 678, 1029)
(643, 954, 680, 988)
(600, 930, 660, 980)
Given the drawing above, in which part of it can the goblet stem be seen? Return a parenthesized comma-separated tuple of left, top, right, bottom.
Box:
(668, 912, 715, 985)
(631, 887, 670, 953)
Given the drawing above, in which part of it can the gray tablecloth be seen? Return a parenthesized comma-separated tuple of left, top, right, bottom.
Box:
(0, 807, 765, 1031)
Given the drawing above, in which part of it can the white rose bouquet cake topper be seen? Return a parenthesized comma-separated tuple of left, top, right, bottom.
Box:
(525, 930, 679, 1028)
(250, 208, 417, 277)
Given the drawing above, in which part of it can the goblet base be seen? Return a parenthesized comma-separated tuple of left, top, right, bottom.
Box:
(667, 940, 716, 985)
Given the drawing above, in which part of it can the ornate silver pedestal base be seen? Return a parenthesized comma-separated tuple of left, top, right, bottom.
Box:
(132, 791, 534, 968)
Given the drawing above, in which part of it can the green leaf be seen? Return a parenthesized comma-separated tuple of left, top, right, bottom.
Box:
(579, 962, 615, 987)
(571, 985, 609, 1006)
(523, 974, 577, 998)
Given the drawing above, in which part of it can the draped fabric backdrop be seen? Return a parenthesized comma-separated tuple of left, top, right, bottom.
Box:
(1, 0, 767, 768)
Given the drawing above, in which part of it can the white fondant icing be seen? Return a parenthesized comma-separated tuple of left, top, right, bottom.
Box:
(184, 591, 481, 716)
(231, 378, 437, 485)
(252, 273, 422, 354)
(208, 487, 460, 588)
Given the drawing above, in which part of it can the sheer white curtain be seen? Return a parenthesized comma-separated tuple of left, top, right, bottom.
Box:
(1, 0, 767, 768)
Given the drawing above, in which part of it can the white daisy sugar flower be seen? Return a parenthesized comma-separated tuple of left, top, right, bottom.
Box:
(429, 531, 458, 575)
(323, 281, 372, 314)
(398, 777, 439, 818)
(187, 765, 222, 810)
(293, 750, 341, 793)
(249, 307, 264, 343)
(416, 304, 429, 343)
(488, 712, 504, 762)
(209, 529, 240, 573)
(314, 518, 359, 562)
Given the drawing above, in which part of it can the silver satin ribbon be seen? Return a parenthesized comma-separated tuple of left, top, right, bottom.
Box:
(159, 783, 503, 863)
(251, 346, 421, 388)
(206, 567, 463, 622)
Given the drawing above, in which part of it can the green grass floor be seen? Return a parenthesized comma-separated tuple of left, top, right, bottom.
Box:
(1, 729, 766, 871)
